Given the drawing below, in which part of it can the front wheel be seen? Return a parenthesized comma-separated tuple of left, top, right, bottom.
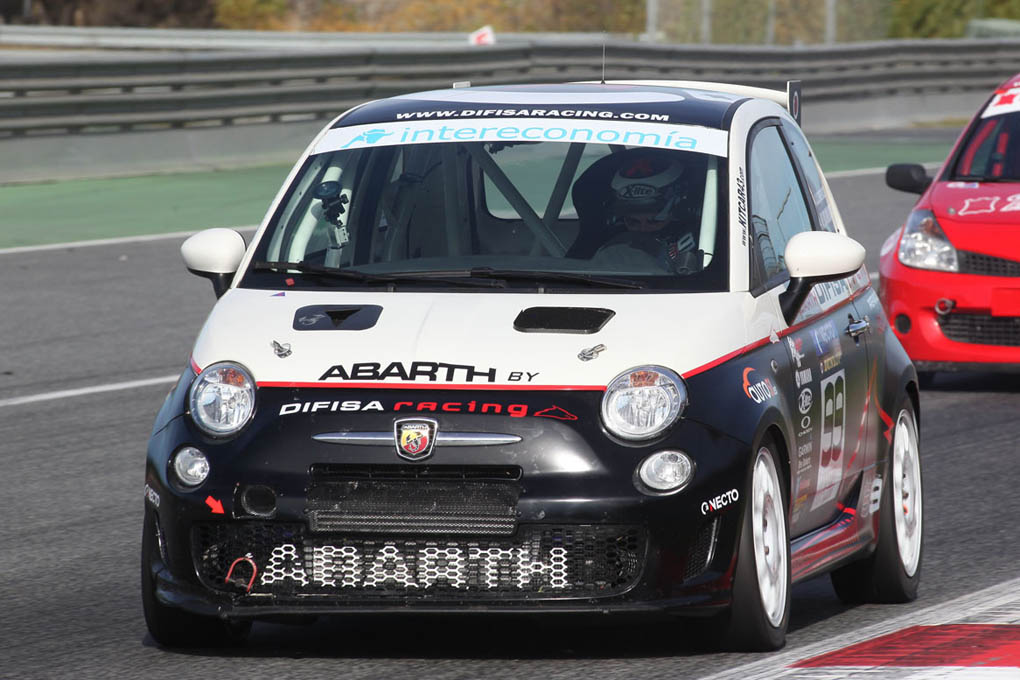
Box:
(722, 438, 791, 651)
(831, 399, 923, 603)
(141, 508, 251, 648)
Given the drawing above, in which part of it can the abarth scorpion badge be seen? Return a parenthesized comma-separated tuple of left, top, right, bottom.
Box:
(394, 418, 438, 461)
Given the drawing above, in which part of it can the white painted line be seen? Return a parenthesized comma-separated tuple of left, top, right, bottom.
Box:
(701, 576, 1020, 680)
(0, 375, 179, 408)
(827, 162, 941, 180)
(0, 225, 258, 256)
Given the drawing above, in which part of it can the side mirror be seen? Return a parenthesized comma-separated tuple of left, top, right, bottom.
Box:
(779, 231, 866, 324)
(181, 228, 247, 298)
(886, 163, 932, 194)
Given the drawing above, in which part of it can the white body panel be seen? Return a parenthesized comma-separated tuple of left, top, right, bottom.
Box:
(191, 289, 754, 386)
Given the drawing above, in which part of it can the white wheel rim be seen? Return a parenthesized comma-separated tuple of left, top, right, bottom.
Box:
(751, 447, 788, 627)
(892, 409, 922, 577)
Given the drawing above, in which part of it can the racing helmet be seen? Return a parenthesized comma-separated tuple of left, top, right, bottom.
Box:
(608, 153, 686, 228)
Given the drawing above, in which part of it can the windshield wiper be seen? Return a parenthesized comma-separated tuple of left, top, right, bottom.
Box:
(467, 267, 644, 289)
(251, 261, 503, 288)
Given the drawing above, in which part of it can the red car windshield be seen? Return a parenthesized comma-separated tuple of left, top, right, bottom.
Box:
(953, 111, 1020, 181)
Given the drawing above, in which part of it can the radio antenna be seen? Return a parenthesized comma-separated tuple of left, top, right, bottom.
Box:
(601, 41, 606, 84)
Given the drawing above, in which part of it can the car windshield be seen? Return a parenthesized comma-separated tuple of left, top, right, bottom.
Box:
(243, 118, 729, 292)
(952, 109, 1020, 181)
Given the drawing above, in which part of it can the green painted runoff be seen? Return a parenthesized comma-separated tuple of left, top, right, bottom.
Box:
(0, 138, 955, 249)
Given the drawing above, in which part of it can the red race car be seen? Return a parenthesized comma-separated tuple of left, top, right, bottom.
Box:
(880, 73, 1020, 384)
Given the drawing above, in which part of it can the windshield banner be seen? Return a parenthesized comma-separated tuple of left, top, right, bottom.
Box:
(314, 118, 728, 157)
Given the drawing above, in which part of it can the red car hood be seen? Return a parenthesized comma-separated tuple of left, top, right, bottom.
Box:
(930, 181, 1020, 259)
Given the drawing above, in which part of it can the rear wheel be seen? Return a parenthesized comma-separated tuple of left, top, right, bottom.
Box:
(831, 399, 923, 604)
(723, 438, 791, 651)
(141, 508, 251, 648)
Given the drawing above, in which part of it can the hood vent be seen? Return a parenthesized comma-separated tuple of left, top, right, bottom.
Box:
(293, 305, 382, 331)
(513, 307, 615, 334)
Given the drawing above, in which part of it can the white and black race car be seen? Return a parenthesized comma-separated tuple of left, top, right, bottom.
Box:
(142, 80, 923, 651)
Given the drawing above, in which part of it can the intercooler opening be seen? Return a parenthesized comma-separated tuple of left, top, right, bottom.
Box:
(306, 464, 522, 536)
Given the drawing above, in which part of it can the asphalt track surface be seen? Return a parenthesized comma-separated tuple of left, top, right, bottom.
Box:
(3, 161, 1020, 679)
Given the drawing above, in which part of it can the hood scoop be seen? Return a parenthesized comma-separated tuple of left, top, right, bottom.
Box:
(513, 307, 615, 334)
(293, 305, 382, 331)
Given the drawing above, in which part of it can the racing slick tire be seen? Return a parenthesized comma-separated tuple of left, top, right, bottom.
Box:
(722, 436, 791, 651)
(141, 508, 251, 648)
(830, 398, 923, 604)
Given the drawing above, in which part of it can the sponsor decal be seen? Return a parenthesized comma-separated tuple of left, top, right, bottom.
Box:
(813, 279, 849, 311)
(812, 319, 843, 373)
(318, 361, 539, 383)
(811, 369, 846, 511)
(532, 405, 578, 421)
(795, 367, 813, 388)
(315, 119, 728, 157)
(271, 340, 292, 358)
(271, 291, 286, 297)
(278, 399, 576, 420)
(982, 86, 1020, 118)
(798, 387, 813, 415)
(736, 167, 748, 247)
(701, 489, 739, 515)
(395, 418, 437, 460)
(742, 367, 777, 404)
(946, 181, 980, 189)
(787, 336, 805, 368)
(205, 496, 225, 515)
(394, 108, 671, 122)
(143, 483, 160, 508)
(868, 477, 883, 515)
(259, 541, 568, 590)
(297, 313, 326, 327)
(341, 128, 393, 149)
(959, 196, 998, 215)
(1002, 194, 1020, 212)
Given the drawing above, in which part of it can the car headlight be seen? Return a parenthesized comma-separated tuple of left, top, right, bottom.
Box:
(897, 209, 959, 272)
(601, 365, 687, 440)
(189, 362, 256, 436)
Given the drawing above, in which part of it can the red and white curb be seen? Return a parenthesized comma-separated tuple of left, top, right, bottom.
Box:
(703, 577, 1020, 679)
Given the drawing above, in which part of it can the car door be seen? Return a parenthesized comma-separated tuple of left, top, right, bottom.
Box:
(746, 121, 870, 537)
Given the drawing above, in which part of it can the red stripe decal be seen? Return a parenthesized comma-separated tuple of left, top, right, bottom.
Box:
(190, 357, 201, 374)
(258, 381, 605, 392)
(878, 402, 894, 443)
(793, 624, 1020, 668)
(682, 292, 862, 380)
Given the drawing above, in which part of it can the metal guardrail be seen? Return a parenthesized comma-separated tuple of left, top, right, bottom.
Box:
(1, 38, 1018, 137)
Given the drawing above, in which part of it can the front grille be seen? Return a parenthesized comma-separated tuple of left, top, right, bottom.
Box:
(938, 312, 1020, 346)
(958, 251, 1020, 278)
(306, 465, 521, 536)
(193, 523, 645, 601)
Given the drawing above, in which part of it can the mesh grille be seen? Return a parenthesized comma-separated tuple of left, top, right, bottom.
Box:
(938, 312, 1020, 346)
(193, 523, 645, 601)
(306, 465, 520, 536)
(683, 517, 719, 581)
(959, 251, 1020, 278)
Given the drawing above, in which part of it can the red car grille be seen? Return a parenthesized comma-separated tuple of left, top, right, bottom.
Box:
(938, 312, 1020, 346)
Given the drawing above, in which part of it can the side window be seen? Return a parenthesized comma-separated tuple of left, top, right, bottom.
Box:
(748, 125, 813, 289)
(781, 120, 837, 232)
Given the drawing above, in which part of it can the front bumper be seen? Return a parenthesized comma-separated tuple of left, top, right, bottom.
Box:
(145, 387, 751, 620)
(880, 255, 1020, 369)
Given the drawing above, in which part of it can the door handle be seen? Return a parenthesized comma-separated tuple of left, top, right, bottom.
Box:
(846, 317, 870, 338)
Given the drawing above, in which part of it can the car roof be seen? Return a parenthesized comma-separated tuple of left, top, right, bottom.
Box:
(333, 82, 756, 131)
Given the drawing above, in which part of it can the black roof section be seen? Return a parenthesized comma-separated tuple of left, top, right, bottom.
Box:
(334, 82, 748, 130)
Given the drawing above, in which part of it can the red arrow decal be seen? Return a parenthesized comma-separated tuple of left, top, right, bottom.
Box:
(205, 496, 224, 514)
